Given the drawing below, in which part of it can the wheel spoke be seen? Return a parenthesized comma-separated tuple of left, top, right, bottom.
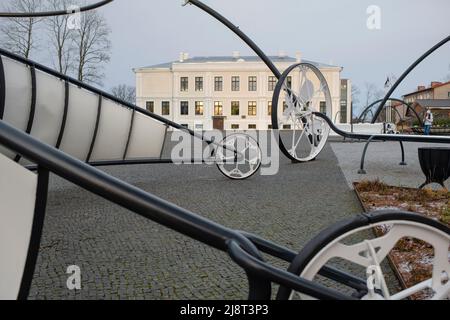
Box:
(274, 63, 331, 162)
(289, 221, 450, 300)
(216, 134, 261, 180)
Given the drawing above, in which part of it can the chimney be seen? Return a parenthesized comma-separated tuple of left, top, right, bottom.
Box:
(431, 81, 442, 88)
(295, 51, 302, 63)
(417, 85, 426, 91)
(278, 50, 287, 58)
(179, 52, 185, 62)
(232, 51, 240, 59)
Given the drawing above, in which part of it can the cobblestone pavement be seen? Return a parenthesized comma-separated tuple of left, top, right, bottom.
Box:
(331, 141, 450, 189)
(28, 140, 363, 300)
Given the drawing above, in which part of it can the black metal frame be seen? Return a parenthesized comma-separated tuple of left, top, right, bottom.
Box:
(358, 136, 407, 175)
(0, 0, 113, 18)
(55, 81, 70, 150)
(17, 166, 49, 300)
(358, 98, 422, 126)
(1, 0, 449, 301)
(14, 65, 37, 163)
(0, 55, 5, 120)
(0, 119, 360, 300)
(185, 0, 450, 148)
(372, 36, 450, 124)
(0, 47, 247, 174)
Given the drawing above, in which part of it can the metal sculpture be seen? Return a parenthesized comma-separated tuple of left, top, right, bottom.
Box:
(0, 0, 449, 301)
(184, 0, 450, 163)
(358, 98, 422, 127)
(372, 36, 450, 124)
(0, 28, 261, 180)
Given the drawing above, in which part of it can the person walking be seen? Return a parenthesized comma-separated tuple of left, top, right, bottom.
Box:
(424, 108, 433, 135)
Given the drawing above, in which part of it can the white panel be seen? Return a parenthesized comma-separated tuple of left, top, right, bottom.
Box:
(1, 57, 32, 159)
(0, 153, 37, 300)
(58, 85, 98, 161)
(126, 112, 166, 159)
(90, 98, 132, 161)
(29, 70, 65, 147)
(2, 57, 32, 131)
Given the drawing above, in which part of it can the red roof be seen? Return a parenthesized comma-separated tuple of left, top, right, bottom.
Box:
(403, 80, 450, 97)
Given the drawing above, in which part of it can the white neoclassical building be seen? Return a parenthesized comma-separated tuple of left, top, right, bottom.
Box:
(134, 52, 351, 131)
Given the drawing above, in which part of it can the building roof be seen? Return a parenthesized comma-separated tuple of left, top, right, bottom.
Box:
(403, 81, 450, 97)
(414, 99, 450, 108)
(139, 55, 340, 70)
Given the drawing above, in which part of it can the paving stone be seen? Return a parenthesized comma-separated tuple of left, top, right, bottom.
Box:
(28, 139, 363, 300)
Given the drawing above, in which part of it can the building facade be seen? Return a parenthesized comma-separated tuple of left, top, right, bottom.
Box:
(403, 81, 450, 104)
(340, 79, 352, 124)
(403, 81, 450, 120)
(134, 52, 351, 130)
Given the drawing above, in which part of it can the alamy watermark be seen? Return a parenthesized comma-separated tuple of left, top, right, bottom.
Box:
(66, 265, 81, 290)
(367, 5, 381, 30)
(67, 5, 81, 30)
(170, 130, 281, 176)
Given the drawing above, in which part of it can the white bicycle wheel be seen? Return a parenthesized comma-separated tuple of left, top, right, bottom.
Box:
(277, 212, 450, 300)
(272, 63, 331, 163)
(215, 133, 262, 180)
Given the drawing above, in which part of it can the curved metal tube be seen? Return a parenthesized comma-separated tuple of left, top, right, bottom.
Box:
(358, 136, 406, 174)
(372, 35, 450, 123)
(359, 98, 422, 126)
(186, 0, 450, 146)
(0, 118, 363, 300)
(314, 111, 450, 144)
(0, 0, 113, 18)
(185, 0, 281, 79)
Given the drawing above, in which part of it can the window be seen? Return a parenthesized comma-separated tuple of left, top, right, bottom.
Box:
(231, 101, 240, 116)
(248, 101, 257, 116)
(340, 101, 347, 123)
(283, 101, 288, 112)
(195, 77, 203, 92)
(320, 101, 327, 114)
(448, 92, 450, 98)
(195, 101, 204, 116)
(162, 101, 170, 115)
(214, 76, 223, 91)
(283, 124, 292, 130)
(231, 124, 239, 130)
(214, 101, 223, 116)
(180, 77, 188, 92)
(268, 76, 277, 91)
(249, 76, 257, 91)
(268, 101, 272, 116)
(146, 101, 154, 113)
(268, 125, 273, 129)
(248, 124, 257, 129)
(195, 124, 204, 130)
(286, 76, 292, 89)
(180, 101, 189, 115)
(232, 76, 240, 91)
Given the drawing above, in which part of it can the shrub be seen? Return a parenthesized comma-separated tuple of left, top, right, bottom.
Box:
(357, 179, 389, 193)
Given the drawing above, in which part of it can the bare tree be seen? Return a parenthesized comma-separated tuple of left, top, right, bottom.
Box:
(111, 84, 136, 104)
(444, 64, 450, 82)
(350, 84, 361, 118)
(363, 82, 384, 107)
(44, 0, 75, 74)
(0, 0, 43, 59)
(351, 83, 360, 106)
(73, 9, 111, 85)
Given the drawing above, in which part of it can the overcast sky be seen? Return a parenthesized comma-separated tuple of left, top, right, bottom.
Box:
(99, 0, 450, 109)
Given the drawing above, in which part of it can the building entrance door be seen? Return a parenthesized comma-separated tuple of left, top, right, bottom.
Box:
(213, 117, 225, 130)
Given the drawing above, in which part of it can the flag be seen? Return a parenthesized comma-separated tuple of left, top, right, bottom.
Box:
(384, 77, 391, 89)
